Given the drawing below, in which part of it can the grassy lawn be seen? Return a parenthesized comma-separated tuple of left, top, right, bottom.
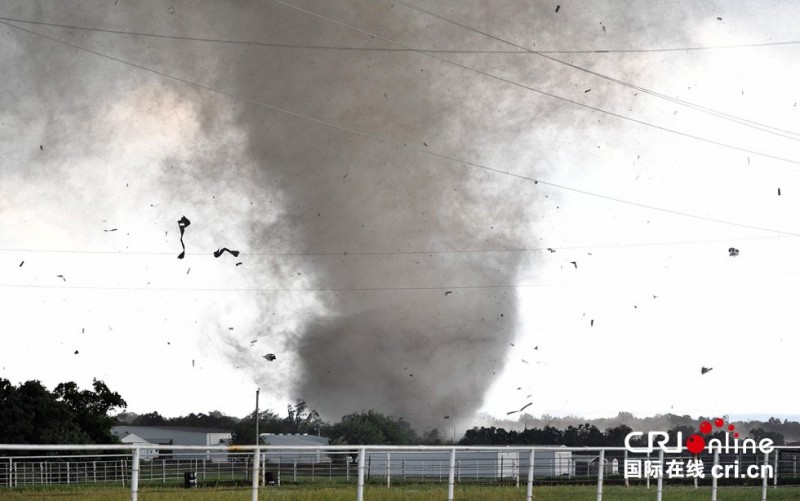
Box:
(1, 483, 799, 500)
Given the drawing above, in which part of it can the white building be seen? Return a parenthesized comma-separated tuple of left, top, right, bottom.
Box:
(112, 426, 232, 462)
(260, 433, 331, 465)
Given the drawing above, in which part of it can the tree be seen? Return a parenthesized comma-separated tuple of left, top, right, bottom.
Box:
(0, 378, 125, 445)
(284, 400, 323, 435)
(54, 379, 126, 444)
(231, 410, 284, 445)
(328, 411, 418, 445)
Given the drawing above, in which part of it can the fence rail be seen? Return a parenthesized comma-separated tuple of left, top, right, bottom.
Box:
(2, 444, 800, 500)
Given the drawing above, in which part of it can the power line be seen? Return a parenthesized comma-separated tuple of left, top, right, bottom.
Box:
(268, 0, 800, 165)
(2, 266, 799, 293)
(0, 234, 792, 258)
(2, 14, 799, 55)
(396, 0, 800, 141)
(3, 20, 799, 238)
(7, 9, 796, 140)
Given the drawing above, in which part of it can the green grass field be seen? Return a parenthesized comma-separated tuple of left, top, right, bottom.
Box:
(1, 484, 799, 500)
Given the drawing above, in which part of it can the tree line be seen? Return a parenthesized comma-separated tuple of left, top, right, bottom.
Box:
(0, 378, 792, 447)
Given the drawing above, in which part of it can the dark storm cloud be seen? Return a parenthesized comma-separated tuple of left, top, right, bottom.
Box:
(1, 0, 702, 426)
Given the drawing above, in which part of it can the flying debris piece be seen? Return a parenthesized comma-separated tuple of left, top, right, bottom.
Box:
(547, 248, 556, 253)
(701, 366, 713, 375)
(519, 402, 533, 413)
(555, 5, 560, 12)
(533, 346, 539, 350)
(81, 328, 84, 333)
(263, 353, 277, 361)
(443, 415, 450, 420)
(506, 410, 519, 415)
(213, 247, 240, 258)
(728, 247, 739, 257)
(192, 359, 195, 367)
(444, 291, 452, 296)
(104, 228, 118, 232)
(521, 359, 529, 364)
(409, 373, 413, 377)
(590, 319, 594, 327)
(569, 261, 577, 269)
(40, 145, 43, 150)
(717, 16, 722, 20)
(250, 339, 258, 346)
(186, 268, 191, 274)
(778, 188, 781, 196)
(74, 350, 79, 355)
(584, 89, 591, 93)
(19, 261, 24, 267)
(177, 216, 191, 259)
(57, 275, 66, 281)
(235, 262, 243, 266)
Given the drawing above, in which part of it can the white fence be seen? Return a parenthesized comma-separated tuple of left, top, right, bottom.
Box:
(1, 444, 800, 500)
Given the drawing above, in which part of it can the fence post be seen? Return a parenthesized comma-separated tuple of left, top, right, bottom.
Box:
(774, 450, 779, 489)
(357, 448, 366, 501)
(762, 451, 769, 501)
(8, 458, 12, 488)
(623, 450, 629, 488)
(447, 448, 456, 501)
(251, 447, 260, 501)
(386, 452, 391, 488)
(131, 447, 140, 501)
(656, 449, 663, 501)
(711, 449, 719, 501)
(525, 449, 534, 501)
(596, 449, 604, 501)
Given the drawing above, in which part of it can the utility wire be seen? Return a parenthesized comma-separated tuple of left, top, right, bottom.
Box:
(2, 267, 799, 293)
(268, 0, 800, 165)
(0, 234, 792, 258)
(3, 20, 799, 238)
(397, 0, 800, 141)
(2, 14, 800, 54)
(3, 11, 799, 140)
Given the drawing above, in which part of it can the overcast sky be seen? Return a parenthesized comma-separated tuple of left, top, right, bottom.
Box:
(2, 0, 800, 431)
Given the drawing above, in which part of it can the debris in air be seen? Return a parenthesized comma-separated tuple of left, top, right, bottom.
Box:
(74, 350, 79, 355)
(263, 354, 277, 361)
(584, 89, 591, 93)
(507, 402, 532, 415)
(570, 261, 577, 268)
(236, 262, 243, 266)
(555, 5, 560, 12)
(444, 291, 452, 296)
(444, 415, 450, 420)
(177, 216, 191, 259)
(104, 228, 117, 232)
(728, 247, 739, 257)
(40, 145, 44, 150)
(591, 319, 594, 327)
(547, 248, 556, 253)
(778, 188, 781, 196)
(57, 275, 66, 281)
(19, 261, 24, 267)
(213, 247, 240, 258)
(701, 366, 713, 375)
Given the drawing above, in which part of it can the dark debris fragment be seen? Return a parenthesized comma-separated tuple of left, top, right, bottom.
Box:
(213, 247, 240, 258)
(701, 366, 713, 375)
(728, 247, 739, 257)
(177, 216, 191, 259)
(263, 353, 277, 361)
